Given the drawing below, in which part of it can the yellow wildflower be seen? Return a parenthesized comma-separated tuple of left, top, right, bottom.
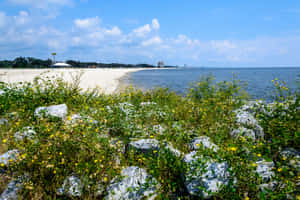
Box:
(277, 168, 282, 172)
(251, 163, 257, 167)
(1, 163, 4, 167)
(94, 160, 98, 163)
(103, 177, 108, 182)
(59, 152, 63, 156)
(282, 156, 286, 161)
(257, 153, 261, 157)
(2, 139, 7, 143)
(245, 197, 250, 200)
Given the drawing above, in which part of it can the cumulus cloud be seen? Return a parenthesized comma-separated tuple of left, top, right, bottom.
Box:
(0, 12, 8, 27)
(1, 14, 300, 66)
(14, 11, 30, 25)
(152, 18, 160, 30)
(133, 24, 152, 37)
(141, 36, 162, 46)
(74, 16, 101, 30)
(7, 0, 72, 8)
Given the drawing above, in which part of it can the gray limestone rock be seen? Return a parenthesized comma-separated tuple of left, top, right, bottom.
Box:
(0, 179, 22, 200)
(190, 136, 219, 152)
(0, 118, 8, 125)
(235, 110, 258, 127)
(14, 127, 36, 141)
(57, 175, 83, 197)
(0, 150, 19, 166)
(35, 104, 68, 119)
(255, 160, 275, 183)
(280, 148, 300, 171)
(106, 166, 159, 200)
(129, 139, 160, 154)
(183, 151, 232, 198)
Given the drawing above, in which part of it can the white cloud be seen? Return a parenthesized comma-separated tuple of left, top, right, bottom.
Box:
(14, 11, 30, 25)
(133, 24, 151, 37)
(105, 26, 122, 36)
(152, 18, 160, 30)
(7, 0, 72, 8)
(1, 13, 300, 66)
(74, 16, 101, 30)
(0, 12, 9, 28)
(141, 36, 162, 46)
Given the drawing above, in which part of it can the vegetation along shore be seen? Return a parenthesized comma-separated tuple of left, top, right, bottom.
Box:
(0, 74, 299, 199)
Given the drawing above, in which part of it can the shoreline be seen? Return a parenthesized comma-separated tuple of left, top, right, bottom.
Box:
(0, 68, 156, 94)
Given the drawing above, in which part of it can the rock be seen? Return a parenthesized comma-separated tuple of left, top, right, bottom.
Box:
(183, 151, 232, 198)
(14, 127, 36, 141)
(35, 104, 68, 119)
(65, 114, 98, 125)
(57, 175, 83, 197)
(258, 181, 278, 192)
(129, 139, 160, 154)
(0, 150, 19, 166)
(190, 136, 219, 152)
(119, 102, 135, 115)
(106, 166, 159, 200)
(164, 143, 182, 157)
(0, 179, 22, 200)
(140, 102, 157, 107)
(152, 125, 165, 134)
(280, 148, 300, 171)
(235, 110, 258, 127)
(255, 160, 275, 183)
(0, 118, 8, 125)
(230, 127, 256, 140)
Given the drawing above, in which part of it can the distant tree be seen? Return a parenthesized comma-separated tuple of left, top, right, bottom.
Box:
(13, 57, 29, 68)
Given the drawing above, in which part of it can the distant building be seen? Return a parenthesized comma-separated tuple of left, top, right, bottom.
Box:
(157, 61, 164, 68)
(51, 62, 72, 68)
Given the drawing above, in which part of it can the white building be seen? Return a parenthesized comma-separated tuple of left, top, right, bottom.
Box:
(51, 62, 72, 68)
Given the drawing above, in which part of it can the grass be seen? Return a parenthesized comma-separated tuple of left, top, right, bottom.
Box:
(0, 74, 299, 199)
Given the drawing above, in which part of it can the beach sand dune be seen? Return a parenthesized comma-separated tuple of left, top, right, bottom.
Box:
(0, 68, 145, 94)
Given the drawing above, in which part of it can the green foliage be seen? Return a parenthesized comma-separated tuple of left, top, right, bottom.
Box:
(0, 75, 299, 199)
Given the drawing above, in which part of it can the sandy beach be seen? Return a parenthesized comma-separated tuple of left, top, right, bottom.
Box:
(0, 68, 147, 94)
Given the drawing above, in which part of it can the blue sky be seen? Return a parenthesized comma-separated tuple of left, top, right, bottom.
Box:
(1, 0, 300, 67)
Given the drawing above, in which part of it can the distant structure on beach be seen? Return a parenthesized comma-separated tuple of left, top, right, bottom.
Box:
(51, 62, 72, 68)
(157, 61, 164, 68)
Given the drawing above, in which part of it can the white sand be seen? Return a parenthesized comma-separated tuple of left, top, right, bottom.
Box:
(0, 68, 147, 94)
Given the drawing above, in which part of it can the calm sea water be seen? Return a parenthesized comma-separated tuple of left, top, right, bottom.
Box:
(125, 67, 300, 100)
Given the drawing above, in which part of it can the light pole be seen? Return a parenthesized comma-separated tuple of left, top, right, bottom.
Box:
(51, 53, 56, 64)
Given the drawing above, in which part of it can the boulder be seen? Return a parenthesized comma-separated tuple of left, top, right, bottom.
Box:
(235, 110, 258, 127)
(280, 148, 300, 171)
(0, 118, 8, 125)
(65, 114, 98, 125)
(14, 127, 36, 141)
(119, 102, 135, 115)
(140, 102, 157, 107)
(164, 143, 182, 157)
(183, 151, 232, 198)
(35, 104, 68, 119)
(230, 126, 264, 141)
(0, 179, 22, 200)
(230, 127, 256, 140)
(190, 136, 219, 152)
(57, 175, 83, 197)
(0, 150, 19, 166)
(152, 125, 165, 134)
(255, 160, 275, 183)
(106, 166, 159, 200)
(129, 139, 160, 154)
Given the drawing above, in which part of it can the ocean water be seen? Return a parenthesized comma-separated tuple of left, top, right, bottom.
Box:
(125, 67, 300, 100)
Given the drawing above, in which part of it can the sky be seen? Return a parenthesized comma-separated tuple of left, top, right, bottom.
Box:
(1, 0, 300, 67)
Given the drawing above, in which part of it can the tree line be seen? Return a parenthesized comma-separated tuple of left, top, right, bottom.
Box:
(0, 57, 175, 68)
